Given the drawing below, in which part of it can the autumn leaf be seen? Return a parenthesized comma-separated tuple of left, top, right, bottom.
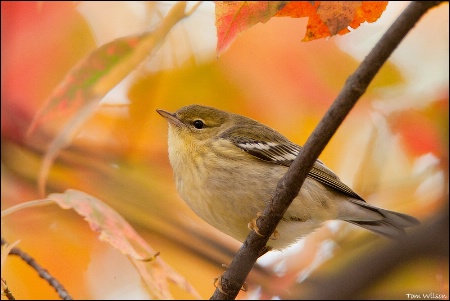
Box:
(1, 189, 201, 299)
(275, 1, 388, 41)
(26, 2, 191, 196)
(214, 1, 388, 54)
(49, 189, 201, 299)
(215, 1, 288, 55)
(26, 35, 145, 137)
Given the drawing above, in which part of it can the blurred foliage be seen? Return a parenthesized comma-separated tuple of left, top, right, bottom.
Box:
(1, 1, 448, 300)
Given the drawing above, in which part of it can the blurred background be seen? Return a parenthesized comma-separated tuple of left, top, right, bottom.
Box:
(1, 1, 448, 299)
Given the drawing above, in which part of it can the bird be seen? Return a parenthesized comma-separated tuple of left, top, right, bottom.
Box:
(157, 104, 420, 249)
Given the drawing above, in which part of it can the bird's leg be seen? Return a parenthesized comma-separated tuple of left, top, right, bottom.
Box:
(248, 212, 279, 240)
(213, 264, 248, 293)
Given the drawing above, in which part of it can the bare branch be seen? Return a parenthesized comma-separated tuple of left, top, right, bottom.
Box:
(1, 238, 73, 300)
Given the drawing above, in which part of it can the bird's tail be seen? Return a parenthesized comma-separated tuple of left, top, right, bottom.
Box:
(344, 203, 420, 238)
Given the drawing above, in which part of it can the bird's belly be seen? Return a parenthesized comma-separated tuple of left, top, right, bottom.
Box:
(174, 155, 338, 249)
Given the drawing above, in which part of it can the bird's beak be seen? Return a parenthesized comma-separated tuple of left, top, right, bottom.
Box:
(156, 109, 184, 128)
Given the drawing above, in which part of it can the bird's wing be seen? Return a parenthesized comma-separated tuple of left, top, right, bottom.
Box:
(221, 124, 364, 201)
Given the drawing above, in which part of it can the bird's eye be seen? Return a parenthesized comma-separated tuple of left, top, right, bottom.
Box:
(193, 120, 204, 129)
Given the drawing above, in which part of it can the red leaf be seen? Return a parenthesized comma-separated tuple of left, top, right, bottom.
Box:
(215, 1, 288, 55)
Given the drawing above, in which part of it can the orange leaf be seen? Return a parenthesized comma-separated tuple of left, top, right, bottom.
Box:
(214, 1, 388, 54)
(47, 189, 201, 299)
(275, 1, 388, 41)
(346, 1, 390, 33)
(215, 1, 288, 55)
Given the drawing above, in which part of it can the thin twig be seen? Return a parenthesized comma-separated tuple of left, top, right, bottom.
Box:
(210, 1, 446, 299)
(1, 238, 73, 300)
(1, 278, 15, 300)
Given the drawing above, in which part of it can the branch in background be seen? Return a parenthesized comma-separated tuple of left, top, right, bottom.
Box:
(210, 1, 446, 299)
(1, 238, 73, 300)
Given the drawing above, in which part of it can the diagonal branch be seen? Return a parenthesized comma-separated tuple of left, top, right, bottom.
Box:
(210, 1, 446, 299)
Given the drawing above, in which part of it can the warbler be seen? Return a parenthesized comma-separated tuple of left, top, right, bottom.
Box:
(157, 104, 419, 249)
